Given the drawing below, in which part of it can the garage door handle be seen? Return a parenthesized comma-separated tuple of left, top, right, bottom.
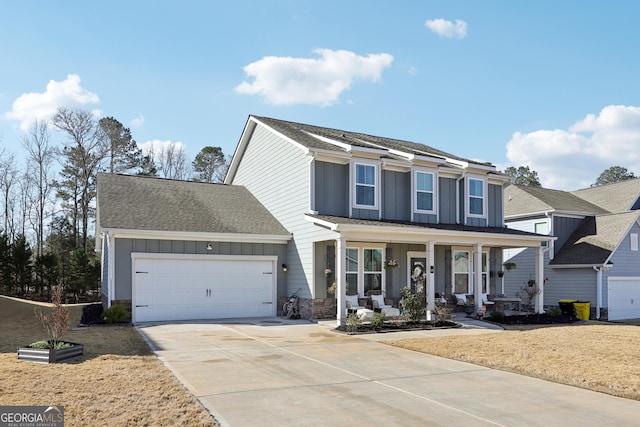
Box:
(262, 302, 272, 304)
(263, 272, 272, 275)
(136, 305, 149, 308)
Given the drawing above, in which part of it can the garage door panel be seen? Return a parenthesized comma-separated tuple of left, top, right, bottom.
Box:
(133, 257, 276, 322)
(608, 278, 640, 321)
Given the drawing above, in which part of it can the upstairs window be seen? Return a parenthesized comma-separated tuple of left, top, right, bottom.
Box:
(468, 178, 485, 217)
(415, 171, 435, 213)
(354, 163, 377, 208)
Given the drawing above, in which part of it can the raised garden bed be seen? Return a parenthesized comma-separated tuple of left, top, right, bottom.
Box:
(335, 320, 461, 335)
(18, 341, 84, 364)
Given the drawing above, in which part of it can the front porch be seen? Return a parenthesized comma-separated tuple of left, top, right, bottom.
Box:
(306, 215, 553, 325)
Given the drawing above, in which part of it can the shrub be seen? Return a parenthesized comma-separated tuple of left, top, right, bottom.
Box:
(401, 287, 425, 322)
(488, 310, 505, 322)
(81, 303, 104, 324)
(345, 313, 362, 333)
(434, 303, 454, 322)
(371, 311, 386, 329)
(547, 307, 560, 318)
(103, 304, 130, 324)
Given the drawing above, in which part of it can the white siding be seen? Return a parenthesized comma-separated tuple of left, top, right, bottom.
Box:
(232, 125, 337, 298)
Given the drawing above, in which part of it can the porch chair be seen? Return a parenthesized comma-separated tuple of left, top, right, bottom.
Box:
(482, 293, 495, 309)
(371, 294, 400, 317)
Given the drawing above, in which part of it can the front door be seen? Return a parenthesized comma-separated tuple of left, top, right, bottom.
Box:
(407, 253, 427, 294)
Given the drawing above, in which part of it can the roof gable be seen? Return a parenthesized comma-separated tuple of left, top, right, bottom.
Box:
(226, 115, 500, 183)
(97, 173, 289, 237)
(550, 211, 640, 265)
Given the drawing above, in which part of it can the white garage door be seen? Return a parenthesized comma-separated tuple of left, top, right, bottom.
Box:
(608, 277, 640, 321)
(132, 254, 276, 323)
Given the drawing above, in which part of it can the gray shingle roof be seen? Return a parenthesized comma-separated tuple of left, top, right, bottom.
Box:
(253, 116, 489, 166)
(97, 173, 290, 236)
(550, 211, 640, 265)
(308, 214, 544, 238)
(504, 184, 608, 217)
(571, 178, 640, 214)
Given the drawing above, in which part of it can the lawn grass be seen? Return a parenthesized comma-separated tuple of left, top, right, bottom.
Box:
(0, 296, 217, 426)
(388, 321, 640, 401)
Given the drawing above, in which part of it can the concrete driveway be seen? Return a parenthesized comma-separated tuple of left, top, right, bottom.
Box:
(136, 318, 640, 427)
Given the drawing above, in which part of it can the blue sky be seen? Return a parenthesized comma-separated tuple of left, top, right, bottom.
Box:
(1, 1, 639, 190)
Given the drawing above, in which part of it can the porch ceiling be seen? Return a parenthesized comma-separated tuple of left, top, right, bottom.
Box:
(306, 214, 554, 248)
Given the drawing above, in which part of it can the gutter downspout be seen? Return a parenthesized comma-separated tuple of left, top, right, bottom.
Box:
(455, 171, 465, 225)
(592, 265, 611, 320)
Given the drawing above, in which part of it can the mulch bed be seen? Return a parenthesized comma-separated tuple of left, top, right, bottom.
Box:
(335, 320, 461, 335)
(492, 313, 581, 325)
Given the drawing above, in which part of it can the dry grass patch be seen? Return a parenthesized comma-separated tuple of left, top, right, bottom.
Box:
(0, 296, 217, 426)
(389, 323, 640, 400)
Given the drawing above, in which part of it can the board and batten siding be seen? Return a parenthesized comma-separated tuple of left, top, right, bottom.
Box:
(439, 177, 457, 224)
(113, 238, 287, 300)
(231, 124, 337, 299)
(315, 161, 349, 217)
(382, 170, 410, 221)
(488, 184, 503, 227)
(552, 216, 585, 256)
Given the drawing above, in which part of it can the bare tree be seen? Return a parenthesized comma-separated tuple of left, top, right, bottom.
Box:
(52, 107, 109, 251)
(156, 142, 189, 180)
(22, 120, 55, 257)
(0, 150, 18, 238)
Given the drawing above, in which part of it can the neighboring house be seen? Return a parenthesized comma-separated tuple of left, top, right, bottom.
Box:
(96, 173, 291, 323)
(97, 116, 551, 324)
(225, 116, 550, 324)
(503, 180, 640, 320)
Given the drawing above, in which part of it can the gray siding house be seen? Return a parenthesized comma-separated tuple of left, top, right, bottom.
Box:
(226, 116, 551, 324)
(503, 180, 640, 320)
(97, 116, 554, 324)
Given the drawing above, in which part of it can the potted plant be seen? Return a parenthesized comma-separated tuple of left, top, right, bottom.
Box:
(18, 286, 84, 364)
(384, 259, 398, 270)
(463, 299, 476, 316)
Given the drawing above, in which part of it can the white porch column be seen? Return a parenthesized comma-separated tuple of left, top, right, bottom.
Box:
(474, 243, 483, 313)
(335, 237, 346, 326)
(426, 241, 435, 321)
(535, 245, 545, 314)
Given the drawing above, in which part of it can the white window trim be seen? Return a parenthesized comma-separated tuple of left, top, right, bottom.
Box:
(351, 160, 380, 210)
(631, 233, 639, 252)
(452, 247, 471, 295)
(466, 176, 487, 219)
(451, 246, 489, 294)
(346, 243, 386, 296)
(412, 167, 437, 215)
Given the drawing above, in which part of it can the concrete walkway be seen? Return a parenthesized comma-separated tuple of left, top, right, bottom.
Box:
(136, 317, 640, 427)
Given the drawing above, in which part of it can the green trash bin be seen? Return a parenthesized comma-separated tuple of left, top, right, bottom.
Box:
(558, 299, 577, 317)
(574, 301, 590, 320)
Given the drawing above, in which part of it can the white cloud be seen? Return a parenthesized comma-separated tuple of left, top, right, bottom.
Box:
(131, 114, 145, 128)
(4, 74, 100, 131)
(425, 19, 468, 39)
(505, 105, 640, 190)
(234, 48, 394, 106)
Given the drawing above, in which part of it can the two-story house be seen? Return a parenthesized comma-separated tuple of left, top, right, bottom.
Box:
(97, 115, 551, 324)
(226, 116, 551, 324)
(503, 180, 640, 321)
